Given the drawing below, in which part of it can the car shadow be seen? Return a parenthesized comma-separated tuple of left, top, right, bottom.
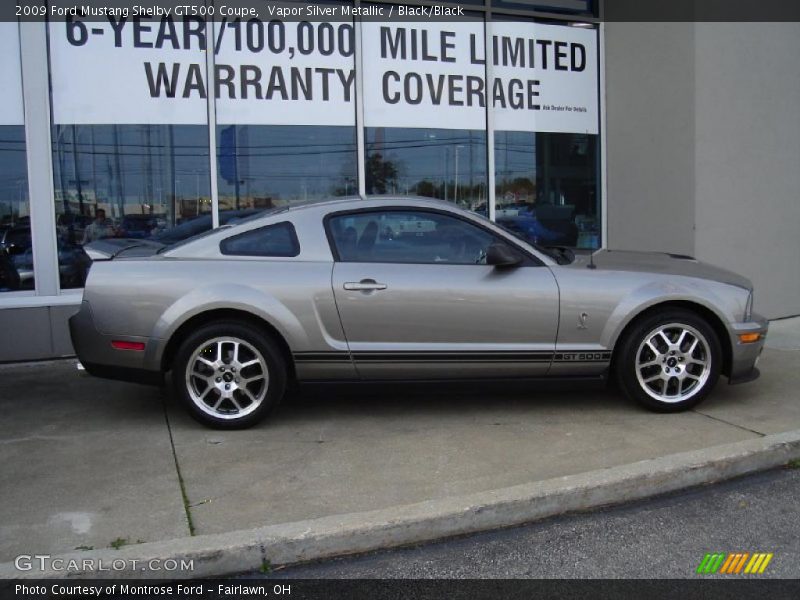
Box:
(271, 378, 630, 423)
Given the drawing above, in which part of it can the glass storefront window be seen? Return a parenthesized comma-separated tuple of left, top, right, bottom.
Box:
(495, 131, 599, 248)
(48, 15, 213, 289)
(51, 125, 212, 288)
(489, 16, 600, 249)
(0, 127, 30, 293)
(211, 9, 358, 210)
(360, 13, 488, 214)
(33, 9, 600, 297)
(216, 125, 357, 210)
(0, 22, 29, 293)
(365, 127, 488, 215)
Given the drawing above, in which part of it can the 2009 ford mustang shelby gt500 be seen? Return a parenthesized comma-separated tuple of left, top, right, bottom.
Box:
(70, 197, 767, 428)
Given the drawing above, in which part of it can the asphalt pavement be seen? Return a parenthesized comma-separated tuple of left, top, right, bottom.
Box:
(259, 467, 800, 579)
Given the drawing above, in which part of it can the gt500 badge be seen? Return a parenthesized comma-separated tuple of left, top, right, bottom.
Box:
(555, 352, 611, 362)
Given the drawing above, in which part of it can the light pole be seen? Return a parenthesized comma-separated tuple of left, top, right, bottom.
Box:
(195, 170, 200, 214)
(454, 144, 465, 205)
(443, 146, 448, 203)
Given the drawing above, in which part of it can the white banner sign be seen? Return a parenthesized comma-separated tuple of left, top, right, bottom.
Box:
(0, 22, 25, 126)
(214, 20, 356, 126)
(490, 21, 598, 134)
(363, 21, 598, 134)
(49, 18, 208, 124)
(49, 18, 356, 126)
(361, 21, 487, 130)
(49, 17, 597, 134)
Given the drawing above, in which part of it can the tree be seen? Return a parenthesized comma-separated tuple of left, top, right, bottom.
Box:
(413, 180, 440, 198)
(365, 152, 399, 194)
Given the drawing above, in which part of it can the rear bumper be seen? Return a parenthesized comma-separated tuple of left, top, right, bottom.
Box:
(79, 361, 164, 386)
(69, 301, 163, 386)
(726, 312, 768, 385)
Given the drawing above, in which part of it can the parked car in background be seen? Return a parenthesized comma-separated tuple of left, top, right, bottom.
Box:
(71, 197, 767, 429)
(0, 226, 32, 290)
(119, 214, 164, 239)
(56, 213, 93, 246)
(3, 227, 91, 290)
(0, 226, 91, 290)
(0, 250, 20, 291)
(0, 225, 32, 257)
(495, 204, 579, 247)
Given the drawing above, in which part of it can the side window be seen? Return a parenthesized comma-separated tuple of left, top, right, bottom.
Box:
(328, 211, 498, 265)
(220, 222, 300, 257)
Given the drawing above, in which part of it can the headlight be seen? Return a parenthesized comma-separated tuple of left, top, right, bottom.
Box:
(744, 290, 754, 321)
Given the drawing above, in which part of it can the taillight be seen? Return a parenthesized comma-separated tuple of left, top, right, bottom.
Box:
(111, 341, 146, 351)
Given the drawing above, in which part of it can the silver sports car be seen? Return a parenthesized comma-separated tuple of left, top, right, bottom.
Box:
(70, 197, 768, 428)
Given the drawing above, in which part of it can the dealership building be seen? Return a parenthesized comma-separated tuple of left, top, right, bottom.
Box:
(0, 1, 798, 362)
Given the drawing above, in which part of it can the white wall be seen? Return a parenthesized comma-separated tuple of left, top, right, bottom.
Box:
(693, 23, 800, 319)
(604, 22, 696, 256)
(605, 22, 800, 319)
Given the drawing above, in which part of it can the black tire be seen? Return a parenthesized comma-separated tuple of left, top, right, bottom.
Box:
(614, 308, 722, 412)
(172, 320, 287, 429)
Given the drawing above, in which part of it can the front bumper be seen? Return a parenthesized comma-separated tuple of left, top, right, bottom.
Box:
(727, 312, 768, 385)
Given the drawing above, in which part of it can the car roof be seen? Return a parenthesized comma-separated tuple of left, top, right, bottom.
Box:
(162, 195, 556, 267)
(288, 194, 458, 212)
(281, 195, 465, 216)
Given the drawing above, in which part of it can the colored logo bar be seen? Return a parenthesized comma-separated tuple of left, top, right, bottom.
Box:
(696, 552, 773, 574)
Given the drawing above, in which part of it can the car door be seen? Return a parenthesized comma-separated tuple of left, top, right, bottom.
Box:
(326, 207, 560, 380)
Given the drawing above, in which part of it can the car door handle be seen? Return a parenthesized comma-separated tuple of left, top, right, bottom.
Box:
(343, 280, 387, 291)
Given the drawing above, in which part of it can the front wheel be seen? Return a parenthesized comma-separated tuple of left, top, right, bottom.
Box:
(172, 321, 286, 429)
(615, 309, 722, 412)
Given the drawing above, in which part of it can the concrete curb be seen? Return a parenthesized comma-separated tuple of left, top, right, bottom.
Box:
(3, 429, 800, 580)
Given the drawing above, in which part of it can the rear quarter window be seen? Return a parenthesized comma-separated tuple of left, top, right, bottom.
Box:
(219, 222, 300, 257)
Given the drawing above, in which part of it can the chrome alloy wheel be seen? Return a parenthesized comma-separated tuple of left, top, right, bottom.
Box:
(635, 323, 712, 403)
(185, 337, 269, 420)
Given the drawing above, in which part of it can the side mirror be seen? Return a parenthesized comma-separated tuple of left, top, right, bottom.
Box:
(5, 243, 22, 256)
(486, 242, 522, 268)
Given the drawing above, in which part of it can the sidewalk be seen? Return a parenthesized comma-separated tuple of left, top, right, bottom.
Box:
(1, 318, 798, 576)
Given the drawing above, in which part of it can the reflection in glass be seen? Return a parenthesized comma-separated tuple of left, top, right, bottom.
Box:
(0, 126, 31, 292)
(495, 131, 598, 249)
(365, 128, 488, 215)
(216, 125, 357, 210)
(51, 125, 212, 288)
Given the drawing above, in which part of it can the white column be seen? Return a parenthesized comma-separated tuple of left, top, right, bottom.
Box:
(206, 12, 220, 228)
(598, 22, 607, 249)
(19, 21, 60, 297)
(484, 17, 496, 221)
(355, 7, 367, 198)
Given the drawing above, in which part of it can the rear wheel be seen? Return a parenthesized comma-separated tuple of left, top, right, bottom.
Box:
(173, 321, 286, 429)
(615, 309, 721, 412)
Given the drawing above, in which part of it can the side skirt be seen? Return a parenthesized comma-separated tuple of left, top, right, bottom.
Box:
(296, 374, 608, 388)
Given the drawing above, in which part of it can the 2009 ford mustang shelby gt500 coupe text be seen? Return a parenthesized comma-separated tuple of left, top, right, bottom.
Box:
(70, 197, 767, 428)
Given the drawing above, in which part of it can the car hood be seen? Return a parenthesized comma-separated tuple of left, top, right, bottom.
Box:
(569, 249, 752, 290)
